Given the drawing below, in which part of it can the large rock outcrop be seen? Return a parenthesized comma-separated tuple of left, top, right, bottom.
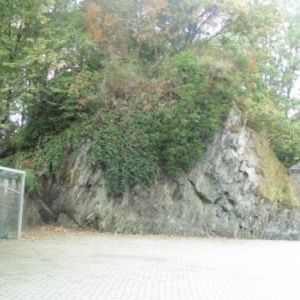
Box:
(25, 108, 300, 239)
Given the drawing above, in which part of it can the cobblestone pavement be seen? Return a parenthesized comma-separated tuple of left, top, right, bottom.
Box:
(1, 233, 300, 300)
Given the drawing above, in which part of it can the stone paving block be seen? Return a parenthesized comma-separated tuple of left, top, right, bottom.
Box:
(1, 234, 300, 299)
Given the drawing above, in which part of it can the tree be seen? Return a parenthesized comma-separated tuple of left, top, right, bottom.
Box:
(244, 0, 300, 117)
(0, 0, 87, 154)
(81, 0, 256, 62)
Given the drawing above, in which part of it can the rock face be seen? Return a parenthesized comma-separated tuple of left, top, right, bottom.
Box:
(25, 108, 300, 239)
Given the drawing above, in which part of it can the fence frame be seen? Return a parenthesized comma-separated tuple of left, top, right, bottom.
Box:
(0, 166, 26, 240)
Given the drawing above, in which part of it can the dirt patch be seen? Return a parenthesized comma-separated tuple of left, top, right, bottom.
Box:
(0, 225, 98, 242)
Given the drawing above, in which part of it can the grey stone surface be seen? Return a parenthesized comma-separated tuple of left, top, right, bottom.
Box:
(24, 107, 300, 239)
(290, 172, 300, 205)
(1, 234, 300, 300)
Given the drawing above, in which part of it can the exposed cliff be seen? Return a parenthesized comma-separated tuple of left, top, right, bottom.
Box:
(25, 108, 300, 239)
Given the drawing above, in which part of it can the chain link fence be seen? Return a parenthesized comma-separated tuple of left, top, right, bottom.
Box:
(0, 167, 25, 239)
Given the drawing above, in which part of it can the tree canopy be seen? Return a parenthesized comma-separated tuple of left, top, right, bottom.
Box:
(1, 0, 300, 194)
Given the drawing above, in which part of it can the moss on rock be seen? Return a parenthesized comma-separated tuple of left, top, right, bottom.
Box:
(253, 132, 298, 207)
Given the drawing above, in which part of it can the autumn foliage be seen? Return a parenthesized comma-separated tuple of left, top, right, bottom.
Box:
(84, 3, 103, 43)
(2, 0, 300, 194)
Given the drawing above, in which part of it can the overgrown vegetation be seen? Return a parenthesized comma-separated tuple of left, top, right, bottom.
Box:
(1, 0, 300, 196)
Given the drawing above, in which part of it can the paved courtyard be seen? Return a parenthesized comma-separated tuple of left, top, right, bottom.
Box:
(1, 230, 300, 300)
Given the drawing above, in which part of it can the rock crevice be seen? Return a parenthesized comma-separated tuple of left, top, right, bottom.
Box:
(25, 107, 300, 239)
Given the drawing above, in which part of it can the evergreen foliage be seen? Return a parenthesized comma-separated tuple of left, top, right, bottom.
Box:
(1, 0, 300, 195)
